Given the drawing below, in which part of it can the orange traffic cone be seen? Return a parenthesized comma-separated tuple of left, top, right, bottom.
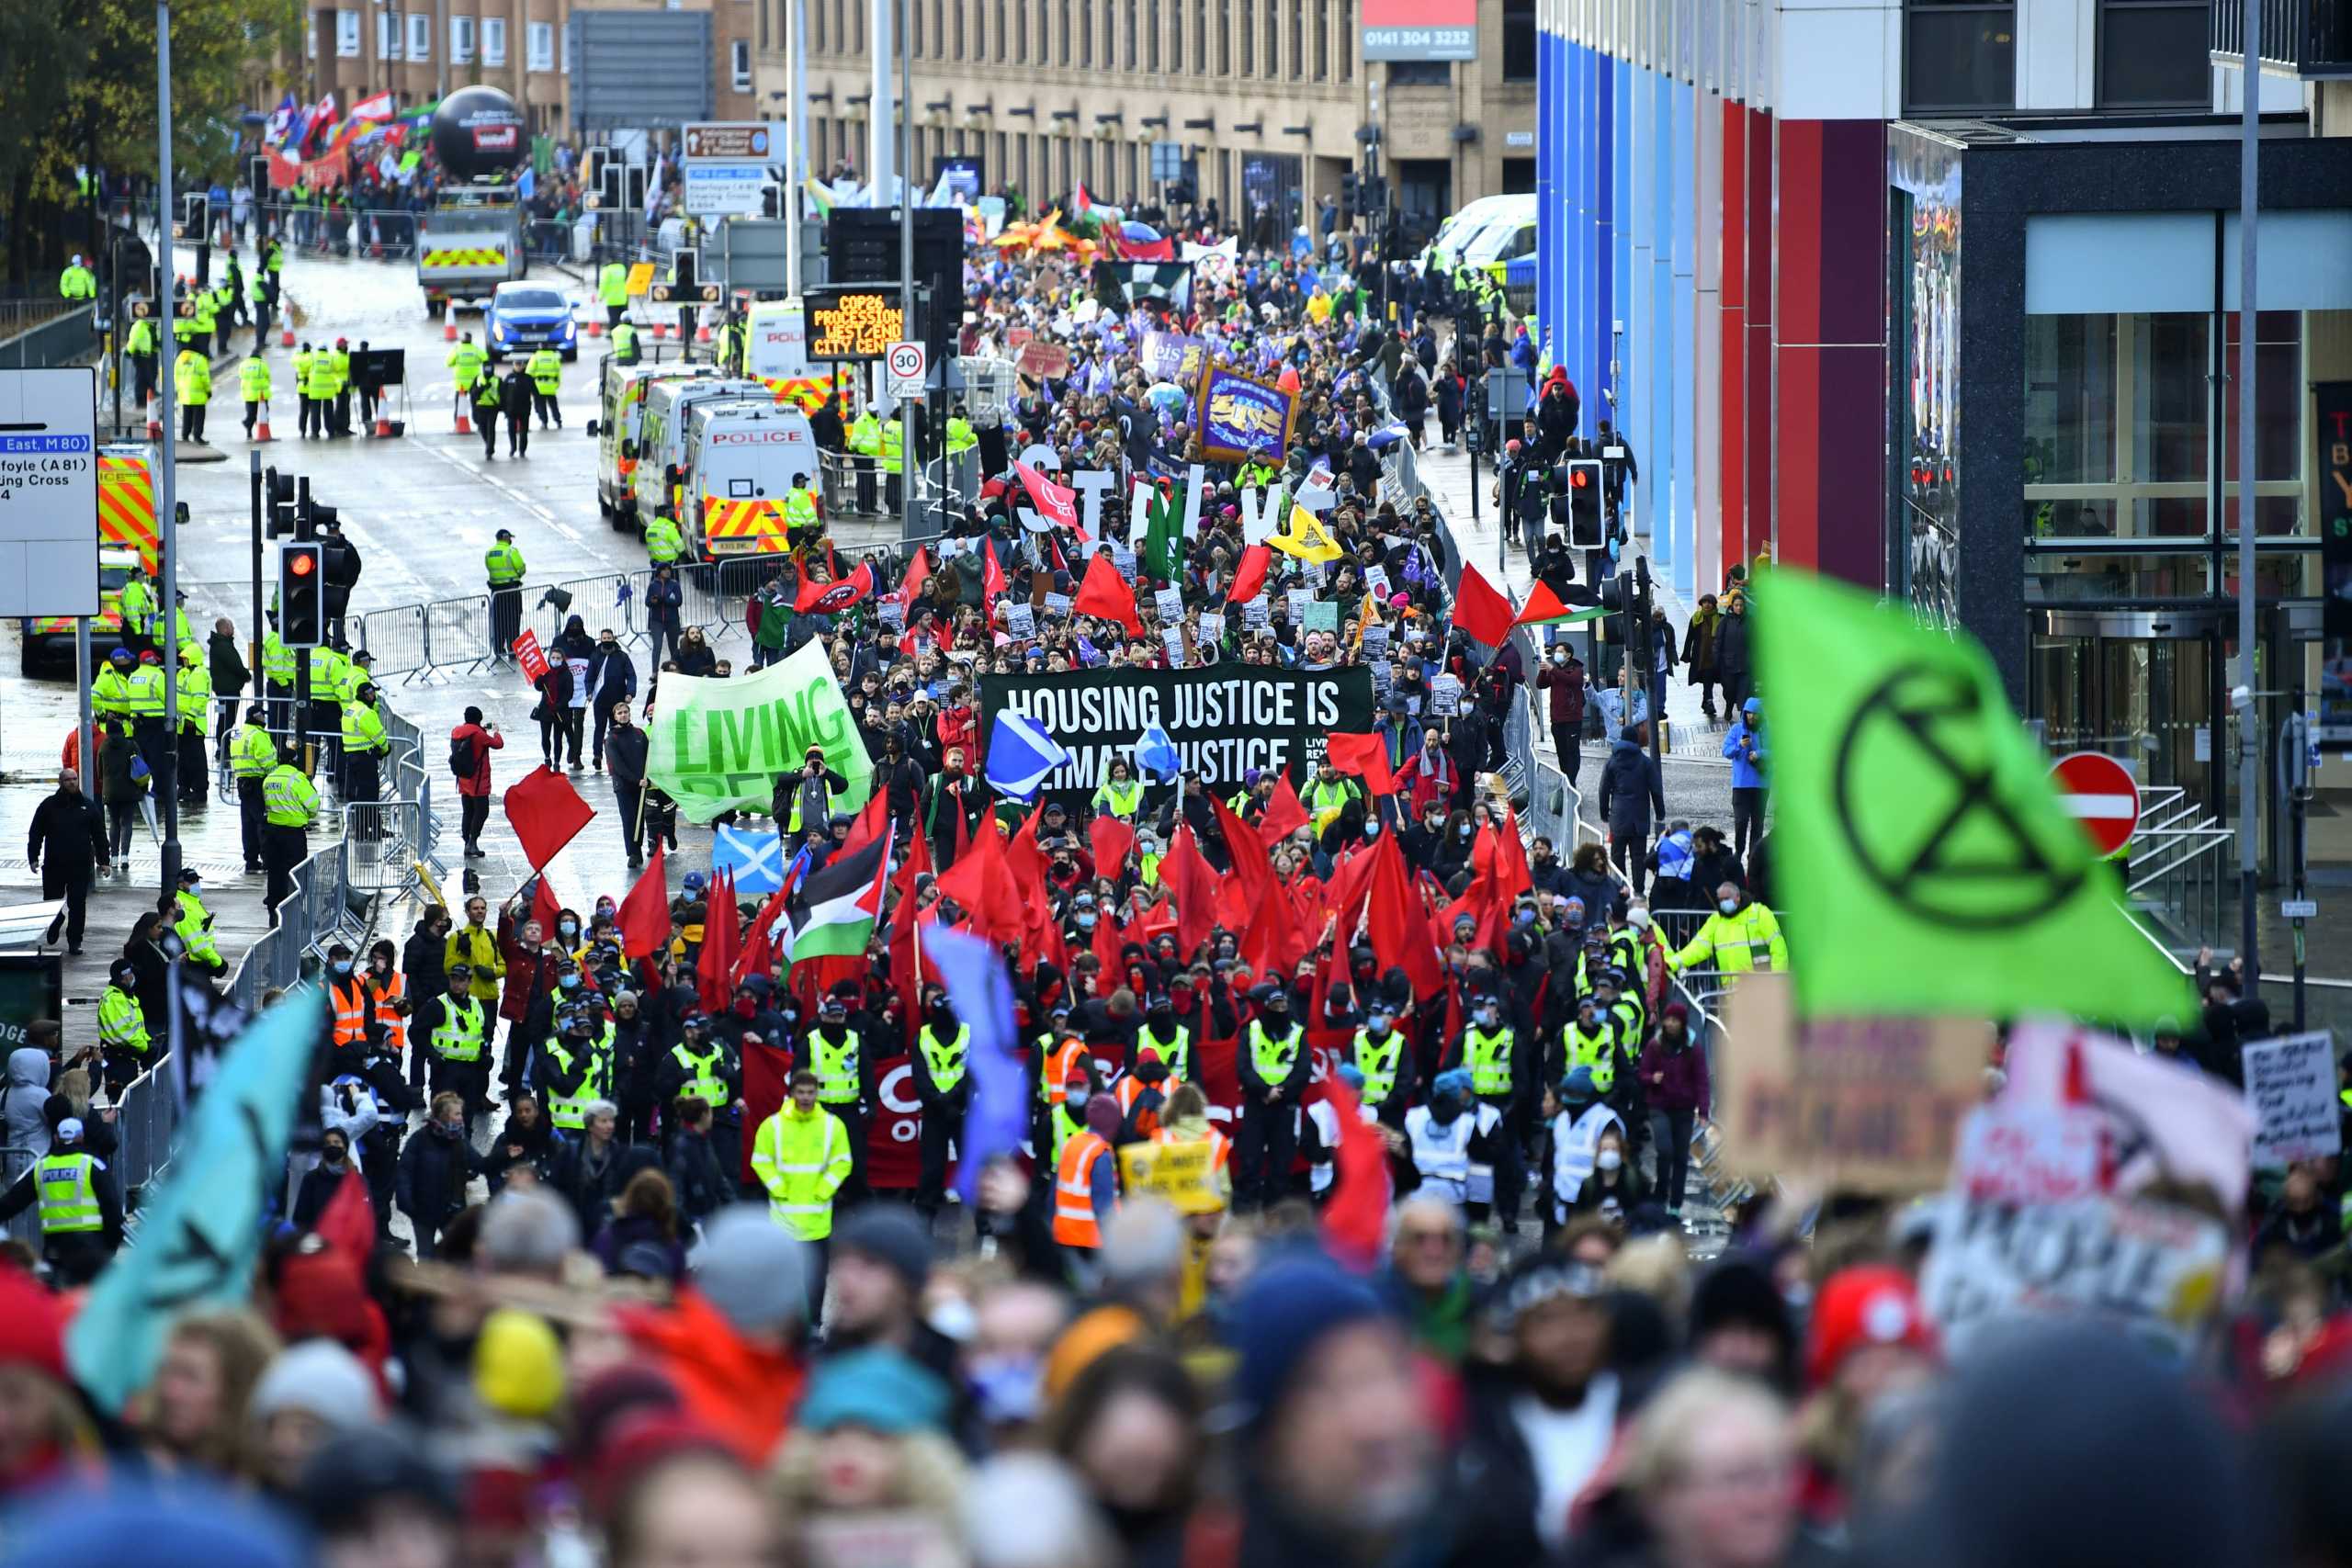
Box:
(456, 409, 473, 435)
(696, 325, 712, 343)
(254, 418, 275, 442)
(279, 327, 294, 347)
(585, 320, 603, 337)
(653, 323, 670, 340)
(444, 320, 458, 343)
(374, 414, 394, 437)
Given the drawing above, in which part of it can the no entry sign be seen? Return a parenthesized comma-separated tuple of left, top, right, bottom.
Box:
(2049, 751, 2141, 858)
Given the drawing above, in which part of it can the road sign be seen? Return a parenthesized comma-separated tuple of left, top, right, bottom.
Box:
(0, 367, 99, 618)
(682, 164, 768, 218)
(885, 340, 927, 399)
(2048, 750, 2142, 858)
(2282, 898, 2319, 920)
(682, 122, 781, 218)
(682, 122, 778, 163)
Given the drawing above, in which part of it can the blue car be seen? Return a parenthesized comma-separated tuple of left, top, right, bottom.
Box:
(485, 282, 580, 364)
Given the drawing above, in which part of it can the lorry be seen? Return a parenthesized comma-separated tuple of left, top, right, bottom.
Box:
(631, 378, 775, 535)
(416, 186, 527, 319)
(594, 362, 722, 530)
(18, 447, 159, 676)
(679, 400, 821, 559)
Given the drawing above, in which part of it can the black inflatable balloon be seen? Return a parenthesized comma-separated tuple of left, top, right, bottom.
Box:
(429, 86, 526, 182)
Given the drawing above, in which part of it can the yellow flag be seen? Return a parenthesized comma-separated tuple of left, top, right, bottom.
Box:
(1270, 503, 1342, 563)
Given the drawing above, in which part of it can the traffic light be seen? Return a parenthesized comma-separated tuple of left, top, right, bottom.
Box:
(263, 468, 297, 537)
(1565, 458, 1605, 548)
(1595, 555, 1650, 646)
(278, 541, 325, 647)
(1339, 172, 1358, 221)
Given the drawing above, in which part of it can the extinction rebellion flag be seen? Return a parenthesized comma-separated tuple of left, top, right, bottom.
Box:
(978, 665, 1374, 811)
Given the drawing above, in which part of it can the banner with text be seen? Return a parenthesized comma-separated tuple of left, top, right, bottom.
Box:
(1194, 362, 1298, 463)
(978, 665, 1374, 811)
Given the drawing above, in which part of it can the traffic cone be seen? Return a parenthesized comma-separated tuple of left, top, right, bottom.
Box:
(374, 414, 394, 437)
(279, 327, 294, 347)
(457, 410, 472, 435)
(444, 320, 458, 343)
(585, 320, 603, 337)
(254, 418, 275, 442)
(653, 323, 670, 340)
(144, 394, 161, 441)
(696, 325, 712, 343)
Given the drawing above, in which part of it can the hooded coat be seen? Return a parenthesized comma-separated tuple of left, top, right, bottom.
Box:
(2, 1049, 52, 1157)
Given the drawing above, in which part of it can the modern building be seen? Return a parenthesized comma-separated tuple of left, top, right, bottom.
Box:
(297, 0, 758, 134)
(1534, 0, 2351, 886)
(755, 0, 1535, 241)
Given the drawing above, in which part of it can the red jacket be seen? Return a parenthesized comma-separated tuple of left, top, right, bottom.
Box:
(496, 909, 558, 1023)
(936, 704, 981, 765)
(451, 722, 503, 798)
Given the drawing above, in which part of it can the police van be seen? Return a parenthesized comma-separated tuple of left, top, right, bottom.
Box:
(630, 377, 772, 534)
(679, 400, 820, 559)
(590, 362, 720, 530)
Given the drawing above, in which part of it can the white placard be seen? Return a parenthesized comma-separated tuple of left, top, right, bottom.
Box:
(1004, 602, 1036, 639)
(1043, 592, 1074, 618)
(1243, 596, 1271, 630)
(1197, 610, 1225, 644)
(1364, 563, 1391, 596)
(1153, 587, 1184, 624)
(1160, 626, 1186, 665)
(1285, 587, 1309, 623)
(1430, 673, 1463, 716)
(2242, 1032, 2342, 1166)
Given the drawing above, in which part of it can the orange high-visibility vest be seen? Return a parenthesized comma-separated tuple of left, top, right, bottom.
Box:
(330, 979, 369, 1048)
(365, 971, 406, 1043)
(1040, 1039, 1088, 1106)
(1052, 1130, 1113, 1248)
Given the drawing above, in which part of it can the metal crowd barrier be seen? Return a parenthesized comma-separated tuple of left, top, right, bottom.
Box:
(226, 835, 355, 1009)
(0, 1148, 33, 1247)
(110, 1062, 178, 1206)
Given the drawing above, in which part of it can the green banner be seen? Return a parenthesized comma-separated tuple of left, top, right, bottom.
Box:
(1755, 570, 2190, 1026)
(647, 639, 874, 823)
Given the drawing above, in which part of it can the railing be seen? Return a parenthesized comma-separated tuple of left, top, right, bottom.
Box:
(0, 1148, 33, 1247)
(255, 200, 582, 265)
(2212, 0, 2352, 73)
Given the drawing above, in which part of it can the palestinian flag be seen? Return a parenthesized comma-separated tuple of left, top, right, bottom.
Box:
(795, 561, 876, 615)
(1512, 580, 1609, 628)
(786, 836, 888, 963)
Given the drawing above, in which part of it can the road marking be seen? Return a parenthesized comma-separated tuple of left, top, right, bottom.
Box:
(417, 436, 593, 550)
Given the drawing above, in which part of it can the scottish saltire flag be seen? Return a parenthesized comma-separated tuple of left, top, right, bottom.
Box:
(1133, 722, 1182, 781)
(714, 823, 788, 893)
(515, 167, 536, 201)
(984, 711, 1071, 800)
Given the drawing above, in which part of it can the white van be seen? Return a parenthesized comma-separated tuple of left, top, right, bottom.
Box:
(632, 377, 773, 529)
(681, 400, 821, 558)
(594, 363, 719, 528)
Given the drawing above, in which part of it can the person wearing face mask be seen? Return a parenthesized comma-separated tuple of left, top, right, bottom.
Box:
(358, 937, 410, 1064)
(1051, 1092, 1128, 1273)
(1535, 643, 1589, 784)
(584, 626, 638, 771)
(1557, 992, 1624, 1114)
(1668, 880, 1787, 979)
(1235, 984, 1309, 1213)
(1566, 1125, 1647, 1226)
(1112, 1045, 1175, 1142)
(808, 994, 876, 1204)
(1402, 1067, 1497, 1208)
(1351, 1004, 1413, 1127)
(1453, 993, 1527, 1227)
(659, 1006, 744, 1179)
(605, 701, 651, 869)
(1132, 991, 1192, 1085)
(396, 1092, 483, 1260)
(910, 987, 969, 1220)
(1642, 1003, 1709, 1221)
(412, 962, 493, 1139)
(323, 942, 375, 1068)
(1539, 1066, 1628, 1240)
(292, 1122, 362, 1231)
(539, 1006, 613, 1134)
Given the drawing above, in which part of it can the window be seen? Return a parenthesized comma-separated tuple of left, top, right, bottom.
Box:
(760, 0, 769, 51)
(732, 39, 752, 89)
(560, 20, 571, 72)
(2098, 0, 2211, 108)
(1058, 0, 1069, 63)
(451, 14, 473, 63)
(911, 0, 923, 56)
(1503, 0, 1535, 80)
(336, 7, 360, 56)
(1124, 0, 1135, 66)
(527, 18, 552, 70)
(1147, 0, 1159, 68)
(955, 0, 966, 58)
(1079, 0, 1090, 62)
(1016, 0, 1027, 60)
(1267, 0, 1280, 76)
(1240, 0, 1251, 71)
(1903, 1, 2015, 113)
(408, 13, 432, 61)
(1313, 0, 1326, 77)
(990, 0, 1001, 57)
(483, 14, 506, 63)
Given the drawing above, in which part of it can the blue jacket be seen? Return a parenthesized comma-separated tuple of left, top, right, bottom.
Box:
(586, 641, 638, 707)
(1724, 720, 1767, 790)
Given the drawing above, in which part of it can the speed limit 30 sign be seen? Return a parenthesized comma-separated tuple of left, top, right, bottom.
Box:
(885, 340, 927, 398)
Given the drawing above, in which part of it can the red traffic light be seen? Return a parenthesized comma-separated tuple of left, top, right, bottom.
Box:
(1570, 468, 1589, 488)
(288, 550, 316, 576)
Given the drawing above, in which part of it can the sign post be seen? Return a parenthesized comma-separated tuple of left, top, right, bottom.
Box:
(681, 121, 783, 219)
(2048, 750, 2142, 859)
(884, 340, 927, 401)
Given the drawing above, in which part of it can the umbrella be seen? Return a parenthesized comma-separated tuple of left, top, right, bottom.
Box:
(1120, 220, 1162, 244)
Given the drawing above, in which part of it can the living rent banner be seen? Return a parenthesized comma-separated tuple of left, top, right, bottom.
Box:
(979, 665, 1374, 811)
(648, 638, 874, 822)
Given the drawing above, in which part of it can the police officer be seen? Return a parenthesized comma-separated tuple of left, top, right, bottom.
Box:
(175, 642, 211, 807)
(341, 681, 389, 818)
(599, 256, 630, 330)
(302, 337, 338, 439)
(291, 339, 318, 436)
(807, 993, 876, 1204)
(171, 863, 225, 977)
(97, 961, 151, 1094)
(175, 345, 211, 442)
(611, 318, 641, 366)
(1351, 1003, 1410, 1124)
(58, 254, 96, 301)
(260, 612, 297, 729)
(485, 527, 526, 655)
(1458, 992, 1526, 1226)
(26, 1118, 120, 1286)
(471, 364, 504, 461)
(327, 336, 353, 436)
(248, 266, 273, 354)
(783, 471, 821, 551)
(537, 1006, 610, 1134)
(526, 343, 563, 430)
(124, 649, 170, 783)
(305, 639, 346, 785)
(642, 508, 685, 569)
(125, 304, 159, 407)
(118, 568, 157, 656)
(502, 358, 534, 458)
(261, 742, 318, 923)
(1135, 991, 1192, 1082)
(231, 703, 274, 874)
(413, 963, 492, 1135)
(1236, 984, 1309, 1213)
(447, 331, 486, 424)
(660, 1014, 743, 1180)
(239, 350, 272, 439)
(910, 985, 968, 1219)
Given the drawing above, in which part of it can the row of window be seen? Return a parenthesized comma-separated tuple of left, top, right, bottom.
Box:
(1904, 0, 2211, 114)
(807, 117, 1259, 212)
(777, 0, 1353, 83)
(322, 8, 560, 71)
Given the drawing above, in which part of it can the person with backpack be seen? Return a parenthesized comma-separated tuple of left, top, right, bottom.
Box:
(449, 706, 503, 858)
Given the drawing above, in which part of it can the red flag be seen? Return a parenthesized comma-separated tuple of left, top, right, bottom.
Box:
(1364, 833, 1444, 997)
(616, 845, 670, 959)
(740, 1039, 795, 1182)
(1317, 1073, 1392, 1272)
(794, 560, 876, 614)
(886, 836, 931, 1047)
(1324, 730, 1398, 796)
(898, 545, 932, 613)
(502, 766, 596, 870)
(1212, 793, 1302, 977)
(1164, 822, 1219, 957)
(1454, 562, 1520, 648)
(1227, 543, 1272, 605)
(1088, 814, 1136, 880)
(842, 792, 889, 858)
(732, 886, 794, 987)
(982, 538, 1008, 605)
(1015, 460, 1080, 533)
(1256, 773, 1309, 848)
(315, 1168, 375, 1257)
(528, 872, 563, 944)
(1072, 549, 1143, 636)
(1092, 897, 1125, 978)
(697, 868, 740, 1013)
(933, 814, 1024, 945)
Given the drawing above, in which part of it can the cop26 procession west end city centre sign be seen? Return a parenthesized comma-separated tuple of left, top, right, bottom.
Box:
(979, 666, 1374, 810)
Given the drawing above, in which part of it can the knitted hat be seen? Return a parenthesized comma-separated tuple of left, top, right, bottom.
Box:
(1805, 1265, 1936, 1389)
(691, 1205, 811, 1337)
(473, 1309, 565, 1419)
(796, 1348, 951, 1436)
(830, 1203, 933, 1295)
(1228, 1255, 1391, 1429)
(250, 1339, 381, 1429)
(1689, 1255, 1793, 1352)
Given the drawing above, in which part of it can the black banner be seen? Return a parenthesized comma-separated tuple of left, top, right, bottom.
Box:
(978, 665, 1375, 811)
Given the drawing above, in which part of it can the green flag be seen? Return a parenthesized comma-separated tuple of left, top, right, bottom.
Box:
(648, 638, 874, 823)
(1142, 480, 1183, 581)
(1755, 570, 2189, 1025)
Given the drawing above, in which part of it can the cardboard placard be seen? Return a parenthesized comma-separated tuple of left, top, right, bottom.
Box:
(1714, 975, 1993, 1192)
(1153, 587, 1184, 624)
(1429, 672, 1462, 716)
(1305, 600, 1340, 637)
(1043, 592, 1074, 618)
(1004, 602, 1036, 640)
(2243, 1032, 2343, 1166)
(1118, 1138, 1227, 1215)
(1016, 339, 1071, 379)
(1952, 1103, 2106, 1206)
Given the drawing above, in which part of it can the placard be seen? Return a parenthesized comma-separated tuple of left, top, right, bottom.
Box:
(1362, 622, 1390, 660)
(1429, 672, 1462, 716)
(1113, 545, 1137, 581)
(1951, 1103, 2105, 1206)
(1715, 975, 1993, 1192)
(1305, 600, 1340, 637)
(1153, 587, 1184, 624)
(1161, 626, 1187, 666)
(1285, 587, 1310, 624)
(878, 595, 906, 628)
(513, 628, 550, 683)
(1016, 339, 1072, 380)
(1197, 610, 1225, 645)
(1043, 592, 1074, 618)
(1364, 563, 1391, 596)
(1118, 1137, 1226, 1214)
(2243, 1032, 2342, 1166)
(1003, 602, 1036, 640)
(1193, 361, 1299, 463)
(1243, 596, 1271, 630)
